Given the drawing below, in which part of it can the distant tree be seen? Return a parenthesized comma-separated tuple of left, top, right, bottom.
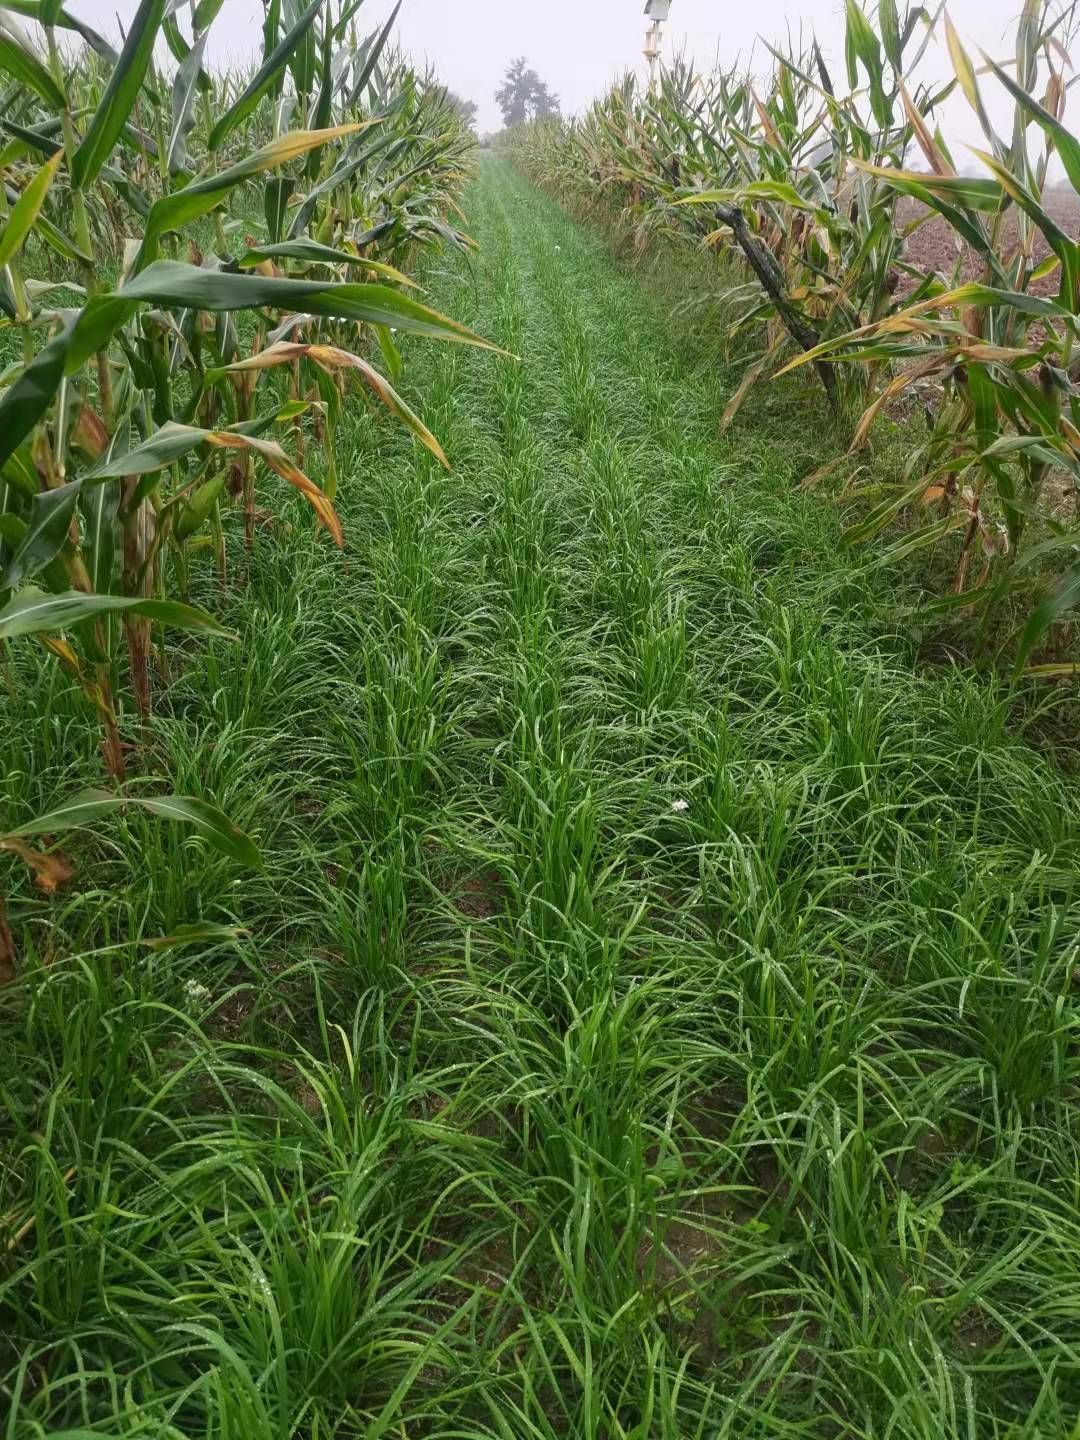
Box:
(496, 58, 533, 126)
(443, 90, 479, 131)
(495, 57, 561, 127)
(531, 77, 560, 119)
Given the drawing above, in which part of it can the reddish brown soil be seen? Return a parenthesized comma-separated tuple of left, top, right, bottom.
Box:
(898, 188, 1080, 295)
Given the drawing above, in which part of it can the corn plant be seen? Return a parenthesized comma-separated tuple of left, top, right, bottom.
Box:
(504, 1, 1080, 671)
(0, 0, 491, 903)
(783, 0, 1080, 673)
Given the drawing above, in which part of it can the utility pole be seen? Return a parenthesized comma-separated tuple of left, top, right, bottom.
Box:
(643, 0, 671, 94)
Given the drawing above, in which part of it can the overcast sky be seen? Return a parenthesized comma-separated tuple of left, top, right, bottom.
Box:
(67, 0, 1067, 154)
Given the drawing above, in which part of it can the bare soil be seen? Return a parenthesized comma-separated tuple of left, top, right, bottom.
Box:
(899, 187, 1080, 295)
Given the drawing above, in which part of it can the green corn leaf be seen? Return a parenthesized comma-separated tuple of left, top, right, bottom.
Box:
(676, 181, 818, 212)
(0, 151, 62, 270)
(0, 480, 78, 591)
(94, 260, 503, 357)
(345, 0, 402, 108)
(844, 0, 888, 125)
(0, 322, 71, 470)
(331, 0, 366, 42)
(264, 176, 294, 244)
(284, 0, 317, 100)
(162, 11, 211, 91)
(845, 0, 881, 72)
(842, 471, 945, 547)
(868, 513, 968, 568)
(0, 512, 27, 561)
(73, 0, 166, 191)
(1031, 253, 1061, 283)
(0, 31, 66, 108)
(1, 447, 38, 499)
(944, 13, 995, 145)
(82, 421, 229, 479)
(982, 52, 1080, 196)
(879, 0, 901, 68)
(192, 0, 227, 31)
(852, 160, 1005, 212)
(0, 265, 503, 472)
(0, 0, 117, 61)
(236, 239, 414, 288)
(207, 0, 324, 151)
(79, 479, 118, 594)
(238, 238, 369, 267)
(101, 163, 151, 218)
(1011, 534, 1080, 576)
(376, 323, 402, 382)
(286, 129, 402, 239)
(262, 0, 281, 63)
(176, 472, 226, 540)
(0, 586, 235, 641)
(35, 209, 92, 266)
(0, 117, 62, 161)
(167, 29, 209, 174)
(3, 788, 261, 869)
(1012, 564, 1080, 677)
(142, 921, 251, 951)
(968, 145, 1080, 300)
(136, 125, 363, 268)
(310, 2, 334, 152)
(942, 282, 1070, 316)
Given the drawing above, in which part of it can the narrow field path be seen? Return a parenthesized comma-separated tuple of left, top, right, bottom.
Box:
(5, 158, 1080, 1438)
(326, 156, 1080, 1437)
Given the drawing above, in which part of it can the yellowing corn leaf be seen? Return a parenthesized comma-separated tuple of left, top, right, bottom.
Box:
(37, 635, 81, 672)
(945, 13, 994, 141)
(0, 838, 75, 893)
(720, 334, 784, 434)
(215, 343, 450, 469)
(899, 81, 955, 177)
(203, 432, 345, 547)
(1023, 662, 1080, 678)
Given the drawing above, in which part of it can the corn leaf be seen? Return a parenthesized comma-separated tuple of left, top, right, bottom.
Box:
(210, 342, 449, 467)
(0, 151, 62, 270)
(167, 28, 209, 174)
(0, 586, 235, 641)
(176, 473, 226, 539)
(71, 261, 503, 368)
(0, 31, 65, 107)
(1012, 564, 1080, 677)
(345, 0, 402, 108)
(983, 52, 1080, 196)
(73, 0, 165, 191)
(0, 0, 117, 61)
(192, 0, 227, 31)
(83, 420, 344, 547)
(944, 13, 995, 144)
(0, 322, 70, 469)
(136, 124, 363, 267)
(3, 788, 261, 869)
(207, 0, 324, 150)
(0, 479, 78, 590)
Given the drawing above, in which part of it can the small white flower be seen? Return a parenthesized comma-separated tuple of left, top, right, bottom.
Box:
(671, 799, 689, 814)
(183, 979, 212, 1012)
